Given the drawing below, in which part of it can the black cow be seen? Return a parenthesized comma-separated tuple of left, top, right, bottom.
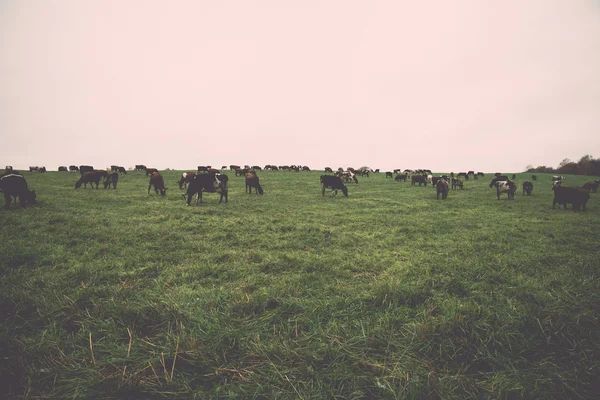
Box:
(477, 172, 484, 177)
(324, 167, 333, 173)
(29, 166, 39, 172)
(58, 166, 68, 171)
(511, 174, 517, 180)
(583, 182, 599, 193)
(489, 176, 509, 188)
(230, 165, 241, 171)
(457, 172, 468, 180)
(522, 182, 533, 196)
(395, 174, 408, 182)
(320, 175, 348, 197)
(185, 173, 228, 204)
(117, 167, 127, 174)
(0, 174, 36, 208)
(531, 175, 537, 181)
(69, 165, 79, 172)
(494, 180, 517, 200)
(552, 185, 590, 211)
(38, 167, 46, 173)
(104, 172, 119, 189)
(135, 165, 147, 171)
(145, 168, 158, 176)
(386, 172, 393, 178)
(198, 166, 209, 172)
(110, 165, 119, 172)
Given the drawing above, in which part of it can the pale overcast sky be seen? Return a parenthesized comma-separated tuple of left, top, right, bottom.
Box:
(1, 1, 599, 172)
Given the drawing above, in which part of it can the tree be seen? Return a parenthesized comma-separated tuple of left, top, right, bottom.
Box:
(578, 154, 593, 174)
(558, 158, 571, 168)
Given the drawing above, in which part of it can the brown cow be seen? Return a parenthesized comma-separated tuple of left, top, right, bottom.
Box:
(75, 170, 107, 189)
(451, 178, 463, 190)
(148, 172, 167, 195)
(245, 172, 264, 194)
(0, 174, 36, 208)
(436, 179, 449, 200)
(103, 172, 119, 189)
(145, 168, 158, 176)
(552, 185, 589, 211)
(411, 175, 427, 186)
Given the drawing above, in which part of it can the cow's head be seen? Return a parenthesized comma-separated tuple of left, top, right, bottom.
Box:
(159, 188, 168, 196)
(340, 185, 349, 197)
(23, 189, 36, 205)
(75, 179, 83, 189)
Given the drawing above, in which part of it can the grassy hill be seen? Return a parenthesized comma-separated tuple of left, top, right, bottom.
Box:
(1, 170, 599, 399)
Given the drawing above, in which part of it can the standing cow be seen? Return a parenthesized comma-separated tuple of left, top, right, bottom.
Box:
(436, 179, 449, 200)
(148, 172, 168, 196)
(185, 173, 228, 204)
(0, 174, 37, 208)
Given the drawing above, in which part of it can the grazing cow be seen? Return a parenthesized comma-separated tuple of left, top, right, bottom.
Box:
(552, 185, 590, 211)
(335, 171, 358, 184)
(135, 165, 146, 171)
(148, 172, 168, 196)
(494, 180, 517, 200)
(69, 165, 79, 172)
(29, 166, 39, 172)
(117, 167, 127, 174)
(221, 166, 228, 170)
(103, 172, 119, 189)
(198, 166, 209, 172)
(324, 167, 333, 173)
(436, 179, 449, 200)
(75, 170, 107, 189)
(79, 165, 94, 175)
(37, 167, 46, 173)
(532, 175, 537, 181)
(320, 175, 348, 197)
(395, 174, 407, 182)
(582, 182, 599, 193)
(451, 178, 463, 190)
(467, 170, 475, 176)
(251, 165, 263, 171)
(235, 168, 250, 177)
(245, 172, 264, 194)
(58, 166, 68, 172)
(489, 176, 509, 188)
(110, 165, 119, 172)
(386, 172, 393, 178)
(477, 172, 484, 177)
(145, 168, 158, 176)
(178, 172, 199, 189)
(522, 181, 534, 196)
(457, 172, 468, 180)
(230, 165, 240, 171)
(0, 174, 36, 209)
(185, 173, 228, 204)
(511, 174, 517, 180)
(552, 176, 564, 182)
(473, 174, 478, 180)
(302, 166, 310, 171)
(411, 175, 428, 186)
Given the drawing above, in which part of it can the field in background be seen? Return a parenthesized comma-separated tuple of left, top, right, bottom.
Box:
(1, 170, 599, 399)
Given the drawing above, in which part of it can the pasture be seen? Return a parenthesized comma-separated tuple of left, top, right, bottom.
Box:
(1, 170, 599, 399)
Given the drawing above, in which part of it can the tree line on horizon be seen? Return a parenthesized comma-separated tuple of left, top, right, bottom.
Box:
(525, 154, 600, 176)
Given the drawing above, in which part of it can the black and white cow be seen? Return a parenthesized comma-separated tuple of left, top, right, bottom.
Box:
(320, 175, 348, 197)
(494, 180, 517, 200)
(185, 173, 228, 205)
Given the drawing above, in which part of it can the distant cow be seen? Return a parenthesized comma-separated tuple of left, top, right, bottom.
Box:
(431, 176, 448, 186)
(145, 168, 158, 176)
(38, 167, 46, 173)
(5, 166, 13, 171)
(69, 165, 79, 172)
(494, 172, 502, 177)
(251, 166, 263, 171)
(79, 165, 94, 175)
(457, 172, 468, 180)
(185, 173, 228, 204)
(110, 165, 119, 172)
(324, 167, 333, 173)
(75, 170, 107, 189)
(411, 175, 428, 187)
(320, 175, 348, 197)
(198, 166, 209, 172)
(245, 172, 264, 195)
(494, 180, 517, 200)
(148, 172, 168, 196)
(104, 172, 119, 189)
(58, 166, 68, 172)
(552, 185, 589, 211)
(0, 174, 36, 208)
(531, 175, 537, 181)
(451, 178, 463, 190)
(230, 165, 241, 171)
(135, 165, 146, 171)
(552, 176, 564, 182)
(522, 181, 534, 196)
(511, 174, 517, 180)
(583, 182, 599, 193)
(477, 172, 484, 177)
(117, 167, 127, 174)
(335, 171, 358, 184)
(386, 172, 393, 178)
(489, 176, 509, 188)
(395, 174, 407, 182)
(436, 179, 449, 200)
(467, 171, 475, 176)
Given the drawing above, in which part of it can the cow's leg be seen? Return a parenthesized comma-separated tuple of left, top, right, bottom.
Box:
(4, 193, 11, 209)
(322, 185, 326, 196)
(148, 184, 152, 194)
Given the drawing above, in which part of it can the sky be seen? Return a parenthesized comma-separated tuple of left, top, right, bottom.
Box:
(1, 0, 599, 172)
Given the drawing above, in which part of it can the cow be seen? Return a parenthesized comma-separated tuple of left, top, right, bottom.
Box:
(320, 175, 348, 197)
(230, 165, 240, 171)
(145, 168, 158, 176)
(531, 175, 537, 181)
(178, 172, 199, 189)
(58, 166, 68, 172)
(457, 172, 468, 180)
(451, 178, 463, 190)
(395, 174, 407, 182)
(552, 176, 564, 182)
(477, 172, 484, 177)
(75, 170, 107, 189)
(411, 175, 428, 186)
(436, 179, 449, 200)
(511, 174, 517, 180)
(79, 165, 94, 175)
(426, 174, 433, 184)
(582, 182, 599, 193)
(467, 170, 475, 176)
(552, 185, 590, 211)
(38, 167, 46, 173)
(198, 166, 209, 172)
(302, 166, 310, 172)
(245, 171, 264, 194)
(494, 180, 517, 200)
(0, 174, 36, 208)
(69, 165, 79, 172)
(324, 167, 333, 173)
(386, 172, 393, 178)
(110, 165, 119, 172)
(148, 172, 168, 196)
(103, 172, 119, 189)
(335, 171, 358, 184)
(522, 181, 533, 196)
(489, 176, 509, 188)
(117, 167, 127, 174)
(29, 166, 39, 172)
(135, 165, 146, 171)
(251, 166, 263, 171)
(431, 176, 449, 186)
(450, 172, 454, 178)
(185, 173, 228, 204)
(5, 166, 13, 171)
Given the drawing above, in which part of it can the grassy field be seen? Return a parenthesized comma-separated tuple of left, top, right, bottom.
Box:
(1, 169, 599, 399)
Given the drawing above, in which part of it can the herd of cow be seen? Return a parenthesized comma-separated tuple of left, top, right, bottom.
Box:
(0, 165, 598, 211)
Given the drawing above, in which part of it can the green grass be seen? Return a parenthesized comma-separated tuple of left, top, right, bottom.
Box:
(1, 170, 599, 399)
